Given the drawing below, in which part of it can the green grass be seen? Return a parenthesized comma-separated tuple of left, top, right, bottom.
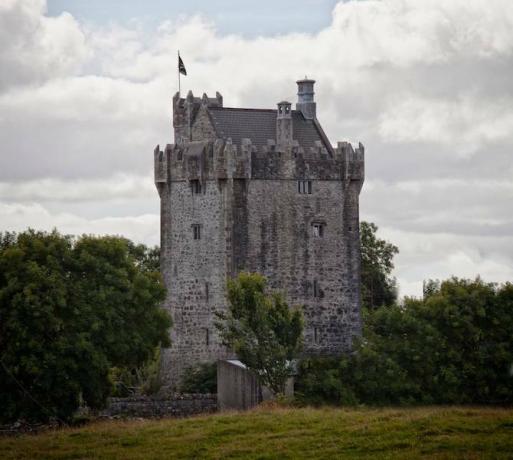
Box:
(1, 406, 512, 459)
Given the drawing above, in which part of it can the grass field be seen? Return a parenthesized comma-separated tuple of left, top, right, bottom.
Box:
(1, 406, 512, 459)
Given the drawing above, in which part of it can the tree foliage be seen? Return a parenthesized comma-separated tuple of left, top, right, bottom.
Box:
(0, 230, 171, 423)
(215, 273, 303, 395)
(360, 221, 399, 308)
(296, 277, 513, 405)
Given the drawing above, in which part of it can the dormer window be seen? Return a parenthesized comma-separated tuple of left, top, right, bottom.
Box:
(297, 180, 312, 194)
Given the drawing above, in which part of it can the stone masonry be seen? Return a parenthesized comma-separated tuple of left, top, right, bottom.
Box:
(154, 79, 365, 390)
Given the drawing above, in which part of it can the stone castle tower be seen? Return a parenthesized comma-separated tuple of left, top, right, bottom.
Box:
(154, 79, 365, 389)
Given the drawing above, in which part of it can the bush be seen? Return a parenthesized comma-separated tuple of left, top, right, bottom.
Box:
(296, 278, 513, 406)
(110, 347, 163, 397)
(180, 362, 217, 394)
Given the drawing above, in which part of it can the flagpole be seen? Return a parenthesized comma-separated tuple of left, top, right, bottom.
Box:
(178, 50, 181, 96)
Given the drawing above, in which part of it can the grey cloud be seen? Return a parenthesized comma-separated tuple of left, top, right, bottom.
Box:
(0, 0, 89, 91)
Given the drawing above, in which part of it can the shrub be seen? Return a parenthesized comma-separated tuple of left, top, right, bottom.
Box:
(296, 278, 513, 406)
(180, 362, 217, 394)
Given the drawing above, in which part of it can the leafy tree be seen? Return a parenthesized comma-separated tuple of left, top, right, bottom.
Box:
(296, 277, 513, 406)
(215, 273, 303, 395)
(0, 230, 171, 423)
(360, 221, 399, 308)
(126, 241, 160, 273)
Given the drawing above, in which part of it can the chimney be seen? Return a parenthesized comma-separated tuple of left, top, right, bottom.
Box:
(276, 100, 293, 146)
(296, 78, 316, 119)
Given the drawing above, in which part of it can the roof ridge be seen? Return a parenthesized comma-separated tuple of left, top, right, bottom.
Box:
(209, 106, 276, 113)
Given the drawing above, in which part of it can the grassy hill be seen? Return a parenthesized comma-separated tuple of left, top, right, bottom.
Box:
(1, 406, 512, 459)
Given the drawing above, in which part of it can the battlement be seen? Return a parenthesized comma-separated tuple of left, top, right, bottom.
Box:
(154, 136, 364, 185)
(336, 141, 365, 188)
(173, 90, 223, 144)
(173, 90, 223, 110)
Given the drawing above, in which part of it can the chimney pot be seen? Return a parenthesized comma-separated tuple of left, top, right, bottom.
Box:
(296, 78, 316, 119)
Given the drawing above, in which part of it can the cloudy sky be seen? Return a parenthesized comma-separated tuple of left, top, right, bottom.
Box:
(1, 0, 512, 297)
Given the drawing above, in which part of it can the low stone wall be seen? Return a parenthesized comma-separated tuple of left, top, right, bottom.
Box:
(101, 394, 217, 418)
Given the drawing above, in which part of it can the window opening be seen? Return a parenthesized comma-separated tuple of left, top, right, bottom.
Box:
(191, 180, 202, 194)
(313, 279, 319, 298)
(312, 223, 324, 238)
(297, 180, 312, 194)
(192, 224, 201, 240)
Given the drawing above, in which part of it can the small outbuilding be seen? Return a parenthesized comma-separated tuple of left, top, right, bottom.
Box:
(217, 359, 294, 411)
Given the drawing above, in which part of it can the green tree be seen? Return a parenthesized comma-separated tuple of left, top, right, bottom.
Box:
(296, 277, 513, 406)
(215, 273, 303, 395)
(126, 241, 160, 273)
(360, 221, 399, 308)
(0, 230, 171, 423)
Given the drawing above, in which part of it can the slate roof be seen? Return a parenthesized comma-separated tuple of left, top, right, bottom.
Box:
(207, 107, 331, 151)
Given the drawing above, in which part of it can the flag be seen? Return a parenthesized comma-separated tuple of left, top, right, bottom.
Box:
(178, 55, 187, 76)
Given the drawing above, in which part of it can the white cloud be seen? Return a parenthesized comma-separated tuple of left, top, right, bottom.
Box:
(0, 174, 154, 202)
(0, 202, 159, 245)
(0, 0, 90, 90)
(378, 95, 513, 155)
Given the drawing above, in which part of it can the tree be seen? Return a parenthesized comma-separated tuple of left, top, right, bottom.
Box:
(0, 230, 171, 423)
(215, 273, 303, 395)
(126, 241, 160, 273)
(296, 277, 513, 406)
(360, 221, 399, 308)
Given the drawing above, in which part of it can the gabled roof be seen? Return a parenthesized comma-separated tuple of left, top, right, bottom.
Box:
(207, 106, 331, 151)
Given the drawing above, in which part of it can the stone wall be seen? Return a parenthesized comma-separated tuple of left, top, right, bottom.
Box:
(101, 394, 217, 418)
(244, 178, 361, 354)
(159, 178, 234, 389)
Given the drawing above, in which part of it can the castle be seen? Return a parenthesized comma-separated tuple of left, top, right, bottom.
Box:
(154, 79, 365, 389)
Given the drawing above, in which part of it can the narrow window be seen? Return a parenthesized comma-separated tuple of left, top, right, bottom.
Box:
(192, 224, 201, 240)
(205, 328, 210, 346)
(314, 327, 319, 344)
(297, 180, 313, 194)
(205, 282, 209, 302)
(313, 279, 319, 298)
(312, 223, 324, 238)
(191, 180, 202, 194)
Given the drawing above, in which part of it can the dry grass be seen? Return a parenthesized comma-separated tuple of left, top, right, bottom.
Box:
(1, 406, 512, 459)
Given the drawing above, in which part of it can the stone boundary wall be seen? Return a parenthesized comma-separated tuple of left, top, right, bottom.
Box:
(101, 394, 217, 418)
